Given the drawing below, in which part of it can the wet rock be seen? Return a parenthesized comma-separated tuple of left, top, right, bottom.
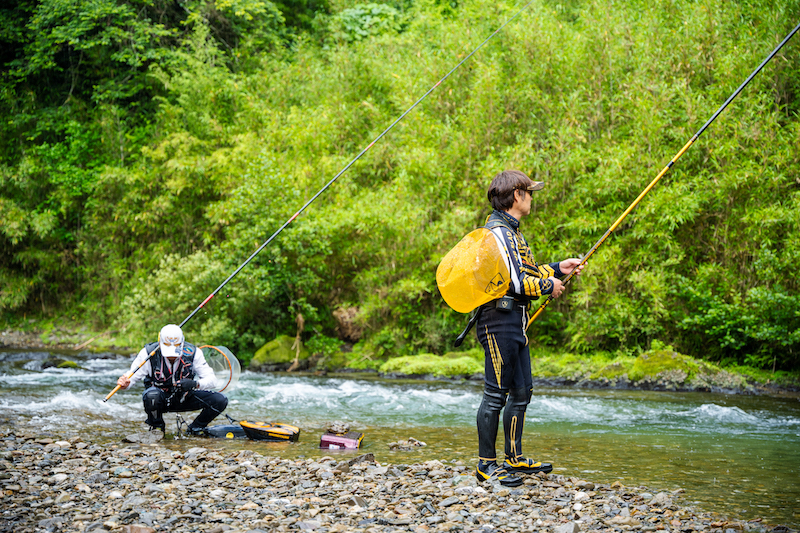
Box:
(51, 473, 68, 484)
(439, 496, 460, 507)
(344, 495, 368, 507)
(87, 472, 108, 483)
(388, 437, 427, 450)
(123, 432, 163, 444)
(122, 526, 156, 533)
(114, 467, 133, 477)
(651, 491, 675, 508)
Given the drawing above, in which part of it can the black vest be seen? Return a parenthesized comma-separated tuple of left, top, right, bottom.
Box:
(143, 342, 197, 392)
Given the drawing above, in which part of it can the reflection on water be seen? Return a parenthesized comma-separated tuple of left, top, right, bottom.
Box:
(1, 349, 799, 527)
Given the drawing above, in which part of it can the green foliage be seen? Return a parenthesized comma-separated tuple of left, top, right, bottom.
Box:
(677, 249, 800, 370)
(307, 333, 348, 370)
(1, 0, 800, 375)
(329, 3, 404, 43)
(719, 363, 800, 388)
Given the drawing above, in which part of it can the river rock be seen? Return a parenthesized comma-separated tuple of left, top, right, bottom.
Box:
(651, 491, 674, 508)
(439, 495, 460, 507)
(388, 437, 427, 450)
(117, 526, 152, 533)
(0, 424, 777, 533)
(123, 432, 163, 444)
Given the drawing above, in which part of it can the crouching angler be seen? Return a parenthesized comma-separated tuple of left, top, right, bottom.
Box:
(116, 324, 228, 435)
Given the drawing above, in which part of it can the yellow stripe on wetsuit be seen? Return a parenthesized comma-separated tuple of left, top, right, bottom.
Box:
(485, 326, 502, 386)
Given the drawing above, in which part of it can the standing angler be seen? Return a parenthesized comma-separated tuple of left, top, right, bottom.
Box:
(116, 324, 228, 435)
(475, 170, 583, 487)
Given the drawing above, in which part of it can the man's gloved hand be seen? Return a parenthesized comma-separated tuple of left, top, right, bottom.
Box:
(178, 378, 197, 392)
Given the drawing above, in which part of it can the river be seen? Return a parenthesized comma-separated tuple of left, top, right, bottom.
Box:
(1, 348, 798, 527)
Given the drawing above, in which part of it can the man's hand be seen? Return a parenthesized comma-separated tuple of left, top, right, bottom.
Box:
(178, 378, 197, 392)
(117, 375, 131, 389)
(550, 277, 565, 298)
(559, 258, 584, 277)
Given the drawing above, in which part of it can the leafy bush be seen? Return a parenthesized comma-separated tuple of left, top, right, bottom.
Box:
(329, 3, 404, 43)
(1, 0, 799, 375)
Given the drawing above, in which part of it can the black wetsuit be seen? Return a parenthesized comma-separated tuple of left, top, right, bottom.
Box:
(476, 210, 564, 464)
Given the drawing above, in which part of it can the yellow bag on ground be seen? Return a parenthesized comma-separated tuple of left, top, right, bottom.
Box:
(436, 228, 510, 313)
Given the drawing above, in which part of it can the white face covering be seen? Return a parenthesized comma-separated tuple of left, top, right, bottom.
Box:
(159, 324, 184, 360)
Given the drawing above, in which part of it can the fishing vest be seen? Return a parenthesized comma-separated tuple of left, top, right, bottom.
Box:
(143, 342, 197, 392)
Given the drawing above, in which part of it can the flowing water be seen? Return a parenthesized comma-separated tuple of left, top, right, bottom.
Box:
(1, 348, 799, 527)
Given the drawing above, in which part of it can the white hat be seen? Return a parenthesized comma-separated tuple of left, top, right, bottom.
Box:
(159, 324, 184, 359)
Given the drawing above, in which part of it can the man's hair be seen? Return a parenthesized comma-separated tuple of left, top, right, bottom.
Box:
(487, 170, 534, 211)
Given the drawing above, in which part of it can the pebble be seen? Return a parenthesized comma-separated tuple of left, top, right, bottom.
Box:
(0, 430, 789, 533)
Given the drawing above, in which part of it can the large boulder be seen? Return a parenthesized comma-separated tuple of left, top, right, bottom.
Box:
(249, 335, 311, 372)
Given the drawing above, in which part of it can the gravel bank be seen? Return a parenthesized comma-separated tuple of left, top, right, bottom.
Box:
(1, 425, 787, 533)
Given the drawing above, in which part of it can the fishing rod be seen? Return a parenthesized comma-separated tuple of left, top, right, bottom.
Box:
(528, 20, 800, 326)
(178, 0, 536, 329)
(104, 1, 536, 401)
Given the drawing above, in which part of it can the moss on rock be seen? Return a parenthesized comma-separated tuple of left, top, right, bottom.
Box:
(250, 335, 311, 372)
(379, 351, 483, 378)
(591, 360, 633, 380)
(628, 342, 699, 382)
(43, 357, 83, 370)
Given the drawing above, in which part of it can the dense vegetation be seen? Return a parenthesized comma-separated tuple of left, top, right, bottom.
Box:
(1, 0, 799, 371)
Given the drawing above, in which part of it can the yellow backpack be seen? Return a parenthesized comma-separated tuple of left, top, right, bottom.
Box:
(436, 227, 511, 313)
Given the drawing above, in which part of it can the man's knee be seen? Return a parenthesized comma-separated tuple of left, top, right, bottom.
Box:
(143, 387, 164, 410)
(215, 394, 228, 411)
(481, 385, 508, 412)
(201, 392, 227, 412)
(508, 387, 531, 409)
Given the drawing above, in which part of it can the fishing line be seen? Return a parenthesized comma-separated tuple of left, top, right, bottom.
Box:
(179, 0, 536, 328)
(104, 3, 536, 402)
(528, 20, 800, 325)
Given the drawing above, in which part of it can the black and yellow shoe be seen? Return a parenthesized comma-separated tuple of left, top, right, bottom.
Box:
(504, 456, 553, 474)
(475, 460, 523, 487)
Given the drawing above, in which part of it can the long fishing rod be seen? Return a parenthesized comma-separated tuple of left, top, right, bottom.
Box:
(104, 1, 536, 402)
(528, 20, 800, 326)
(178, 0, 536, 329)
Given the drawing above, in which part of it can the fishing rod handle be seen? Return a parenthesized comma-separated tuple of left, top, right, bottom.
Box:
(103, 367, 136, 402)
(103, 384, 122, 402)
(103, 348, 156, 402)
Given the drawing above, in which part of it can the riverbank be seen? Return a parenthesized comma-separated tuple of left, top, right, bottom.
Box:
(2, 327, 798, 396)
(1, 420, 792, 533)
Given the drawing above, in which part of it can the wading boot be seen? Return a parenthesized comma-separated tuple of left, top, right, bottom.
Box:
(475, 460, 523, 487)
(185, 425, 205, 437)
(504, 456, 553, 475)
